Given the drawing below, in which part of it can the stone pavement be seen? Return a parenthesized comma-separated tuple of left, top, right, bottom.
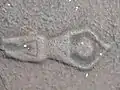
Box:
(0, 0, 120, 90)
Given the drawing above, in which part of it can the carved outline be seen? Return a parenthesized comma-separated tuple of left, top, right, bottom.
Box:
(69, 29, 111, 69)
(22, 40, 38, 57)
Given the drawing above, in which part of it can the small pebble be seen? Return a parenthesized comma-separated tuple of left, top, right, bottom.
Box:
(85, 73, 89, 77)
(7, 3, 11, 6)
(24, 44, 27, 48)
(75, 6, 79, 10)
(100, 53, 103, 56)
(27, 47, 30, 50)
(81, 42, 84, 45)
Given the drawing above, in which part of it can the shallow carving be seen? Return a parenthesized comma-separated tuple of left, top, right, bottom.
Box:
(69, 29, 111, 69)
(0, 26, 111, 70)
(23, 40, 38, 57)
(1, 35, 47, 62)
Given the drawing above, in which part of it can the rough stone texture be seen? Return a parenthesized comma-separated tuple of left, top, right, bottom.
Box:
(0, 0, 120, 90)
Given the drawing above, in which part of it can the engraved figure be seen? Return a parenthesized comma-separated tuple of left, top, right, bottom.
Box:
(0, 26, 111, 70)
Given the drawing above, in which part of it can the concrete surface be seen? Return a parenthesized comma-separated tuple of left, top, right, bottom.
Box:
(0, 0, 120, 90)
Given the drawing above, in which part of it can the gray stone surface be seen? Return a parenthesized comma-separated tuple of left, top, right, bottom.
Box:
(0, 0, 120, 90)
